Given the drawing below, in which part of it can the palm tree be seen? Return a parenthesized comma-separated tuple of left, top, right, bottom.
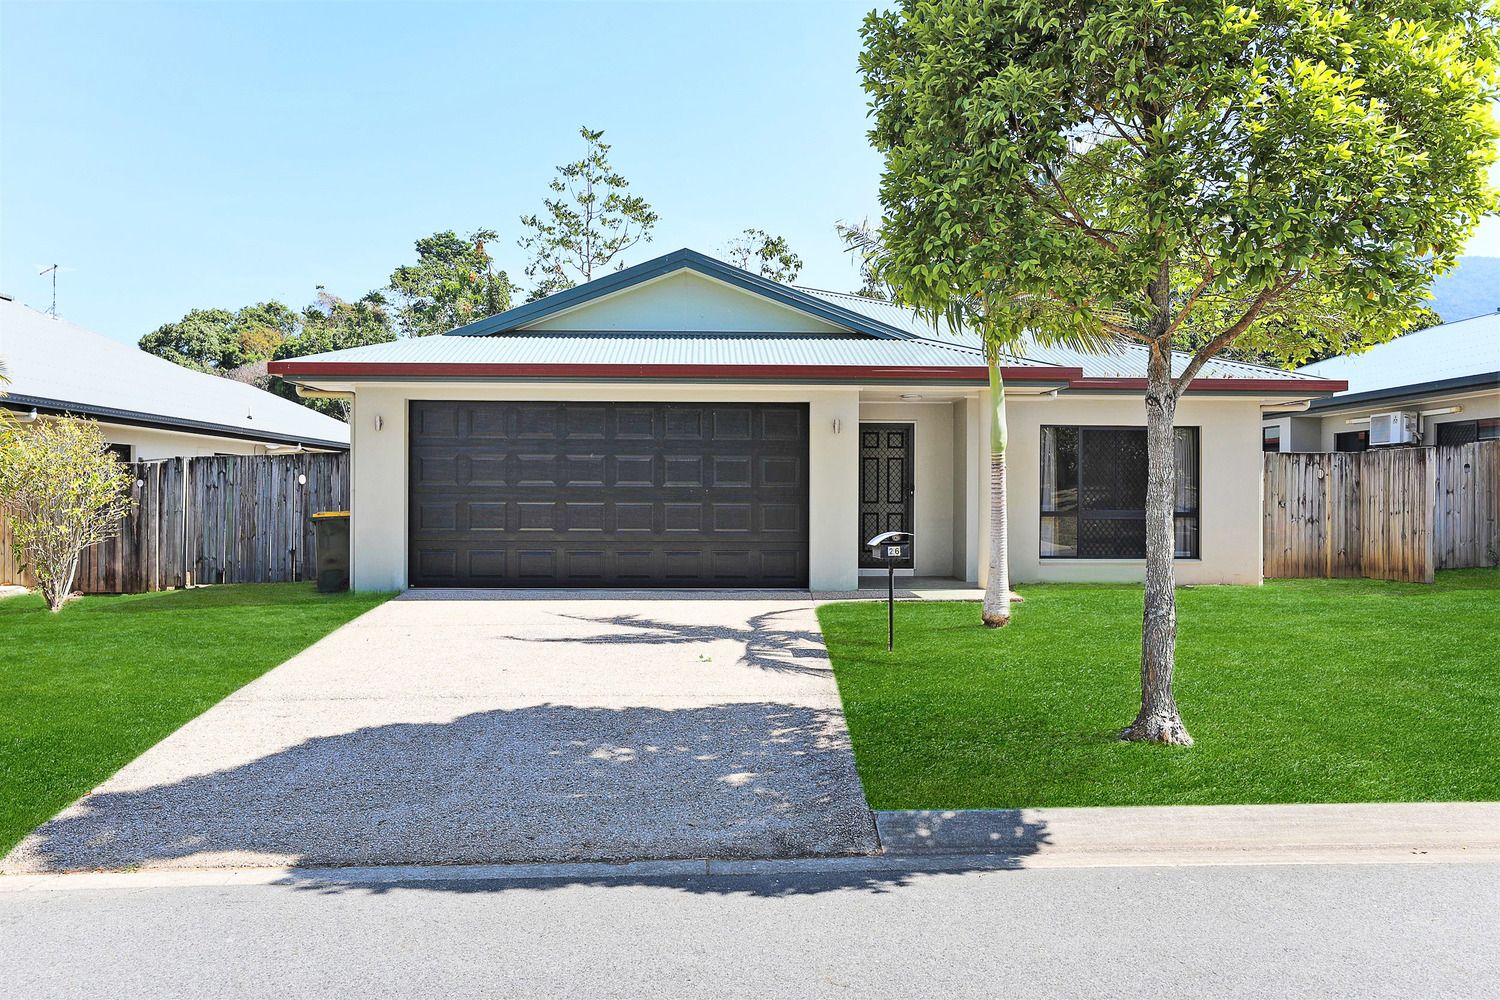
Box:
(841, 224, 1117, 627)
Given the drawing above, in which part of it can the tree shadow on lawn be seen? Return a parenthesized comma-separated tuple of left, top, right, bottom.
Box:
(6, 702, 1049, 896)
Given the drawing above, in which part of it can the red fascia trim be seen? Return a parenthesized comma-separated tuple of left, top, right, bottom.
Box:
(266, 361, 1084, 383)
(1067, 376, 1348, 393)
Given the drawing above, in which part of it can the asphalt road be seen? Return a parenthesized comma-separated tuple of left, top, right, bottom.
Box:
(2, 861, 1497, 999)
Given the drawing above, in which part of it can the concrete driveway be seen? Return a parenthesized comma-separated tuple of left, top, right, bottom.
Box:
(4, 592, 879, 873)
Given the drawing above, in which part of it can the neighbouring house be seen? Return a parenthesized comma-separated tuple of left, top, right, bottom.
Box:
(269, 248, 1344, 592)
(1262, 313, 1500, 454)
(0, 294, 349, 458)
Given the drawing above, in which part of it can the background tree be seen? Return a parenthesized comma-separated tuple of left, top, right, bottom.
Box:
(143, 290, 394, 420)
(139, 302, 299, 373)
(388, 229, 517, 336)
(724, 228, 803, 283)
(263, 289, 398, 418)
(0, 417, 134, 611)
(862, 0, 1498, 742)
(519, 126, 658, 300)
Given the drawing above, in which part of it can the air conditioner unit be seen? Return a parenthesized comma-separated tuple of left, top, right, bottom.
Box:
(1369, 411, 1419, 447)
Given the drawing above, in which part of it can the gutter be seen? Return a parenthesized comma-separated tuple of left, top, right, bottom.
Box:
(0, 393, 350, 452)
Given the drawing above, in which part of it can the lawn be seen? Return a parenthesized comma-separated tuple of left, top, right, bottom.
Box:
(818, 570, 1500, 810)
(0, 583, 391, 855)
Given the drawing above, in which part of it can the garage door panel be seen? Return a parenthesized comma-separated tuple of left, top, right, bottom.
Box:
(409, 401, 809, 587)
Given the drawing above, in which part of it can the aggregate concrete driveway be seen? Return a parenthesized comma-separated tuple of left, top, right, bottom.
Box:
(4, 592, 879, 873)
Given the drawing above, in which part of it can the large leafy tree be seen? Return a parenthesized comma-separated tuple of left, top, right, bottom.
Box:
(724, 229, 804, 283)
(519, 126, 658, 300)
(388, 229, 517, 336)
(139, 301, 299, 373)
(862, 0, 1498, 742)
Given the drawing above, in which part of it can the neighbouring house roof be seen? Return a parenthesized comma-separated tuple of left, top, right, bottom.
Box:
(1294, 313, 1500, 412)
(270, 248, 1345, 395)
(0, 296, 350, 450)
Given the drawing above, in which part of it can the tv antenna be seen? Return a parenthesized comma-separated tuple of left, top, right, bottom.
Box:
(38, 264, 59, 315)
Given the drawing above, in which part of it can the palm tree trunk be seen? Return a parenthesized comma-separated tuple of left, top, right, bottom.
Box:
(1122, 343, 1193, 744)
(982, 354, 1011, 628)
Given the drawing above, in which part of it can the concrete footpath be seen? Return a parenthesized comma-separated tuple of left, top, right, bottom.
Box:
(3, 800, 1496, 894)
(872, 800, 1500, 868)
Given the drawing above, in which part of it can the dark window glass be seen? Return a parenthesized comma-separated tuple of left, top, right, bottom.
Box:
(1335, 430, 1368, 453)
(1262, 426, 1281, 452)
(1436, 420, 1499, 446)
(104, 443, 132, 463)
(1040, 426, 1199, 559)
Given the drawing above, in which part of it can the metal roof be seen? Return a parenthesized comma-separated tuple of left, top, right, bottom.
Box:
(0, 297, 350, 449)
(273, 331, 1058, 370)
(269, 249, 1342, 394)
(796, 287, 1331, 383)
(1298, 312, 1500, 394)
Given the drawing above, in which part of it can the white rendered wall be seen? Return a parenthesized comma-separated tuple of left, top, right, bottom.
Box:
(1004, 394, 1266, 585)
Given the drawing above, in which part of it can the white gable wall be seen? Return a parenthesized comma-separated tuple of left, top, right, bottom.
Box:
(523, 270, 852, 334)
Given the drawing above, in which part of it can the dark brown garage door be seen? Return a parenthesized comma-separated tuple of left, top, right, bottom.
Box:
(408, 401, 809, 588)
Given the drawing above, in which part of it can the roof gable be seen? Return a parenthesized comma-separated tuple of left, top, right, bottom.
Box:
(525, 269, 849, 334)
(445, 248, 911, 340)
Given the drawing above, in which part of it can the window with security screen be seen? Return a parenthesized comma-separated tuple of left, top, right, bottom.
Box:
(1040, 426, 1200, 559)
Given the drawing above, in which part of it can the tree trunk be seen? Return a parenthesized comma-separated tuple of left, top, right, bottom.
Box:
(46, 553, 79, 613)
(982, 356, 1011, 627)
(1121, 344, 1193, 745)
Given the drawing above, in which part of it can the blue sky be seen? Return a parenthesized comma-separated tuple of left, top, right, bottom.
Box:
(5, 1, 1500, 344)
(1, 1, 885, 343)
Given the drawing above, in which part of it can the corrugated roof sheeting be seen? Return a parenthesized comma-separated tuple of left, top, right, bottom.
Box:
(796, 287, 1326, 382)
(283, 332, 1057, 369)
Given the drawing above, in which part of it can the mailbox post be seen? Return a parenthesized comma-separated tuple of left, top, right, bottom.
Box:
(865, 531, 913, 652)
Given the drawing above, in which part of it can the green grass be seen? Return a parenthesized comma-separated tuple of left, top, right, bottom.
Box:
(818, 571, 1500, 810)
(0, 583, 391, 854)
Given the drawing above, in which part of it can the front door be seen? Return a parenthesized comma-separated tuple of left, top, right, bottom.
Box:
(858, 423, 914, 570)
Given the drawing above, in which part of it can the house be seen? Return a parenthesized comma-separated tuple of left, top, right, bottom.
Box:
(1262, 313, 1500, 453)
(269, 248, 1342, 593)
(0, 294, 349, 458)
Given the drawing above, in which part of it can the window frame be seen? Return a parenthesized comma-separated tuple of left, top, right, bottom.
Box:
(1039, 424, 1201, 561)
(1436, 418, 1500, 446)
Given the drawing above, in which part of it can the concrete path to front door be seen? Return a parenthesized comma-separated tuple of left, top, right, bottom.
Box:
(4, 592, 880, 873)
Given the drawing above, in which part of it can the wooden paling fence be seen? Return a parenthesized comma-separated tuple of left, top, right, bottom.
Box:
(0, 454, 348, 594)
(1263, 441, 1500, 583)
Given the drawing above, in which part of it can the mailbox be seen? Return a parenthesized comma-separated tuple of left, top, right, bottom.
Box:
(866, 530, 913, 564)
(865, 531, 913, 652)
